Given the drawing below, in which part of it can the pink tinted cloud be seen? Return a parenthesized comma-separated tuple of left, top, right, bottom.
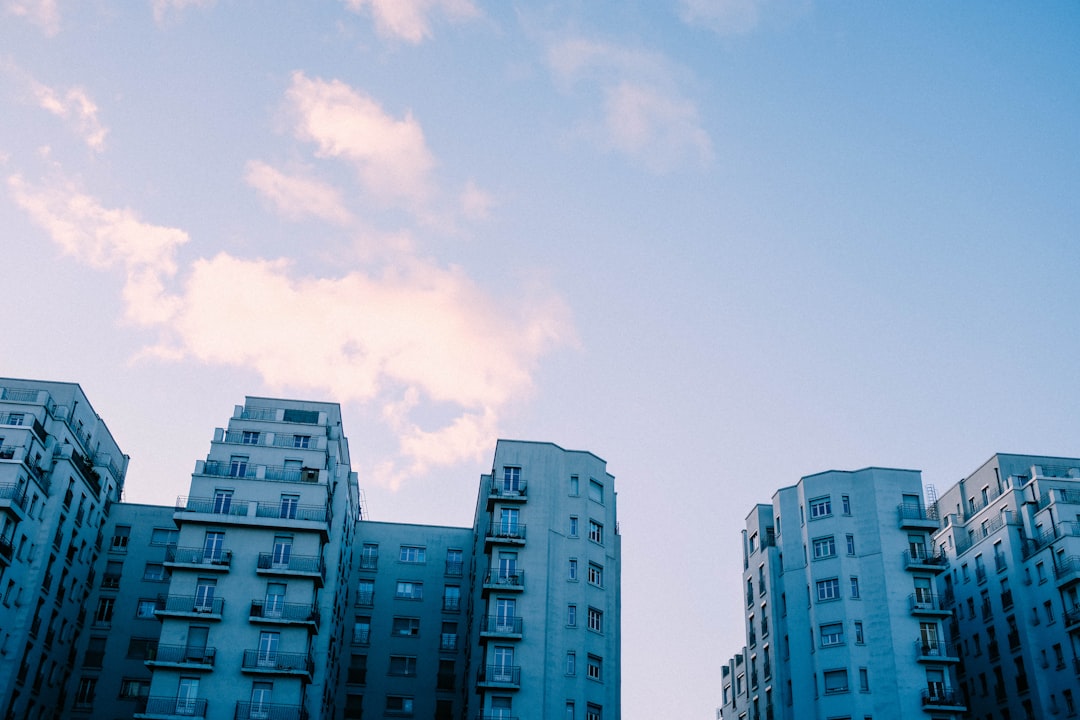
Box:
(244, 160, 353, 224)
(342, 0, 479, 44)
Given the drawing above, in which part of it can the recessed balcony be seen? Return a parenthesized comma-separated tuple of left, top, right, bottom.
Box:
(486, 479, 527, 509)
(921, 688, 966, 712)
(241, 650, 314, 680)
(479, 615, 523, 640)
(484, 524, 526, 549)
(234, 702, 307, 720)
(153, 595, 225, 621)
(903, 549, 948, 573)
(481, 568, 524, 593)
(133, 696, 208, 719)
(1065, 605, 1080, 632)
(248, 600, 320, 631)
(914, 640, 960, 663)
(908, 593, 950, 617)
(164, 545, 232, 572)
(144, 644, 216, 671)
(1055, 556, 1080, 588)
(256, 552, 325, 587)
(477, 664, 521, 690)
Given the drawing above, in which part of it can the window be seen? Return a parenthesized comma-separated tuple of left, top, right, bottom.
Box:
(228, 455, 249, 477)
(356, 580, 374, 606)
(854, 621, 864, 644)
(347, 654, 367, 685)
(94, 597, 115, 625)
(816, 578, 840, 601)
(396, 581, 423, 600)
(136, 599, 157, 619)
(440, 622, 458, 650)
(389, 655, 417, 676)
(588, 606, 603, 632)
(569, 516, 579, 537)
(360, 543, 378, 569)
(293, 434, 311, 448)
(212, 490, 233, 514)
(586, 704, 602, 720)
(849, 577, 860, 598)
(566, 702, 575, 720)
(399, 545, 426, 563)
(241, 431, 260, 444)
(813, 536, 836, 559)
(74, 677, 96, 706)
(587, 654, 602, 681)
(588, 563, 603, 586)
(823, 669, 849, 694)
(589, 479, 604, 503)
(279, 493, 299, 519)
(119, 678, 150, 699)
(353, 617, 371, 644)
(126, 637, 156, 659)
(391, 616, 420, 637)
(203, 531, 224, 562)
(386, 696, 414, 716)
(1045, 600, 1055, 623)
(841, 495, 851, 514)
(272, 535, 292, 566)
(445, 548, 463, 576)
(859, 667, 869, 692)
(150, 527, 178, 546)
(846, 534, 856, 556)
(566, 651, 576, 675)
(443, 585, 461, 611)
(567, 604, 577, 626)
(588, 520, 603, 544)
(820, 622, 843, 646)
(809, 496, 832, 518)
(111, 526, 131, 551)
(568, 559, 578, 580)
(570, 475, 579, 495)
(502, 466, 522, 492)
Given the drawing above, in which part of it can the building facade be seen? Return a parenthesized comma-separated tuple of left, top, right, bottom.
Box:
(933, 453, 1080, 720)
(0, 379, 128, 720)
(719, 467, 965, 720)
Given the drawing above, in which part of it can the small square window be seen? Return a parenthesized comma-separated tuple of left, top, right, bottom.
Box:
(816, 578, 839, 602)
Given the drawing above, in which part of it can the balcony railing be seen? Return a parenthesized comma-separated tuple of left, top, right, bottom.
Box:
(477, 664, 521, 688)
(256, 553, 325, 581)
(241, 650, 314, 676)
(921, 688, 964, 708)
(480, 615, 523, 636)
(908, 593, 948, 613)
(134, 696, 208, 717)
(154, 595, 225, 617)
(146, 644, 216, 666)
(176, 496, 250, 517)
(254, 502, 330, 523)
(485, 524, 527, 543)
(234, 702, 307, 720)
(898, 502, 939, 527)
(249, 600, 320, 627)
(915, 640, 959, 661)
(903, 549, 948, 570)
(482, 568, 524, 590)
(488, 479, 527, 499)
(445, 561, 464, 577)
(1055, 555, 1080, 586)
(443, 597, 461, 612)
(0, 483, 28, 511)
(165, 545, 233, 568)
(1064, 605, 1080, 629)
(202, 460, 322, 484)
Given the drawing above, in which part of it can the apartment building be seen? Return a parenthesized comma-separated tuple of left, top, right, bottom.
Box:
(0, 379, 128, 720)
(933, 453, 1080, 720)
(719, 467, 965, 720)
(134, 398, 360, 720)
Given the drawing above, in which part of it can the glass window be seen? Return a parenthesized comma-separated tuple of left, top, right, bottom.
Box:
(360, 543, 378, 569)
(567, 604, 577, 626)
(809, 497, 832, 518)
(812, 536, 836, 559)
(399, 546, 426, 563)
(816, 578, 840, 601)
(588, 563, 603, 586)
(588, 520, 603, 544)
(566, 652, 576, 675)
(820, 622, 843, 646)
(823, 669, 849, 694)
(588, 607, 603, 632)
(587, 655, 602, 681)
(395, 581, 423, 599)
(391, 616, 420, 637)
(589, 479, 604, 503)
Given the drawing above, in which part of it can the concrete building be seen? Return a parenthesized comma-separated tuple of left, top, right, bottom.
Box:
(0, 379, 128, 720)
(719, 467, 965, 720)
(933, 453, 1080, 720)
(136, 397, 360, 720)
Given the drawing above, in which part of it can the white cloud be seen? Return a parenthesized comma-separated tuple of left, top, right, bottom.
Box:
(287, 71, 434, 207)
(677, 0, 767, 35)
(342, 0, 479, 44)
(8, 170, 573, 485)
(459, 180, 493, 221)
(152, 0, 216, 25)
(548, 38, 713, 172)
(31, 81, 108, 152)
(5, 0, 59, 35)
(244, 160, 353, 225)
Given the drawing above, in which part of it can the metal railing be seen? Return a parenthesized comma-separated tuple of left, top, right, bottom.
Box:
(483, 568, 524, 589)
(915, 640, 957, 659)
(249, 600, 320, 625)
(486, 524, 527, 541)
(166, 546, 233, 567)
(146, 644, 216, 665)
(234, 702, 307, 720)
(921, 688, 963, 707)
(155, 595, 225, 616)
(477, 665, 521, 686)
(256, 553, 325, 579)
(135, 696, 208, 717)
(241, 650, 314, 675)
(254, 502, 329, 523)
(0, 483, 27, 510)
(176, 496, 251, 516)
(480, 615, 522, 634)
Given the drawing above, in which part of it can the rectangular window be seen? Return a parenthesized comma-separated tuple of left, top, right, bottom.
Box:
(809, 497, 832, 518)
(445, 548, 463, 576)
(569, 516, 579, 537)
(586, 704, 602, 720)
(566, 651, 576, 675)
(440, 622, 458, 651)
(587, 654, 602, 681)
(279, 493, 299, 519)
(589, 479, 604, 503)
(850, 577, 860, 598)
(823, 668, 849, 694)
(588, 563, 603, 586)
(820, 622, 843, 646)
(841, 495, 851, 514)
(816, 578, 840, 602)
(859, 668, 869, 692)
(136, 599, 157, 619)
(812, 536, 836, 559)
(360, 543, 378, 569)
(356, 579, 374, 606)
(119, 678, 150, 699)
(293, 434, 311, 448)
(567, 604, 577, 626)
(395, 581, 423, 600)
(587, 606, 603, 632)
(442, 585, 461, 611)
(241, 431, 260, 445)
(352, 617, 371, 644)
(399, 545, 426, 563)
(391, 616, 420, 637)
(854, 621, 864, 644)
(94, 597, 115, 624)
(150, 527, 178, 546)
(846, 534, 856, 555)
(588, 520, 603, 544)
(111, 526, 131, 551)
(212, 490, 233, 514)
(568, 559, 578, 580)
(502, 466, 522, 492)
(570, 475, 579, 495)
(228, 455, 249, 477)
(386, 696, 414, 715)
(389, 655, 417, 677)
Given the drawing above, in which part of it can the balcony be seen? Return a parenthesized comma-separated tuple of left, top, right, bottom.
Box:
(486, 479, 527, 509)
(898, 502, 940, 530)
(164, 546, 233, 572)
(1064, 605, 1080, 632)
(145, 644, 216, 670)
(0, 534, 11, 564)
(175, 495, 251, 519)
(234, 702, 308, 720)
(0, 483, 28, 521)
(201, 459, 323, 485)
(903, 549, 948, 573)
(153, 595, 225, 621)
(479, 615, 523, 640)
(249, 600, 320, 630)
(485, 523, 527, 549)
(477, 664, 521, 690)
(914, 640, 960, 663)
(481, 568, 524, 593)
(241, 650, 314, 679)
(256, 553, 325, 586)
(1055, 555, 1080, 588)
(175, 497, 331, 538)
(920, 688, 966, 711)
(254, 502, 332, 538)
(133, 696, 208, 718)
(908, 593, 950, 616)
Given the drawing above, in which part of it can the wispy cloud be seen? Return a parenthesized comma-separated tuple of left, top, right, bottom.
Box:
(32, 82, 108, 152)
(244, 160, 353, 225)
(548, 38, 712, 172)
(286, 71, 435, 208)
(152, 0, 216, 25)
(341, 0, 479, 44)
(5, 0, 59, 36)
(677, 0, 767, 35)
(8, 170, 572, 486)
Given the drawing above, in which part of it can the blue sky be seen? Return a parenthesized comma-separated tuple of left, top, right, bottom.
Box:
(2, 1, 1079, 717)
